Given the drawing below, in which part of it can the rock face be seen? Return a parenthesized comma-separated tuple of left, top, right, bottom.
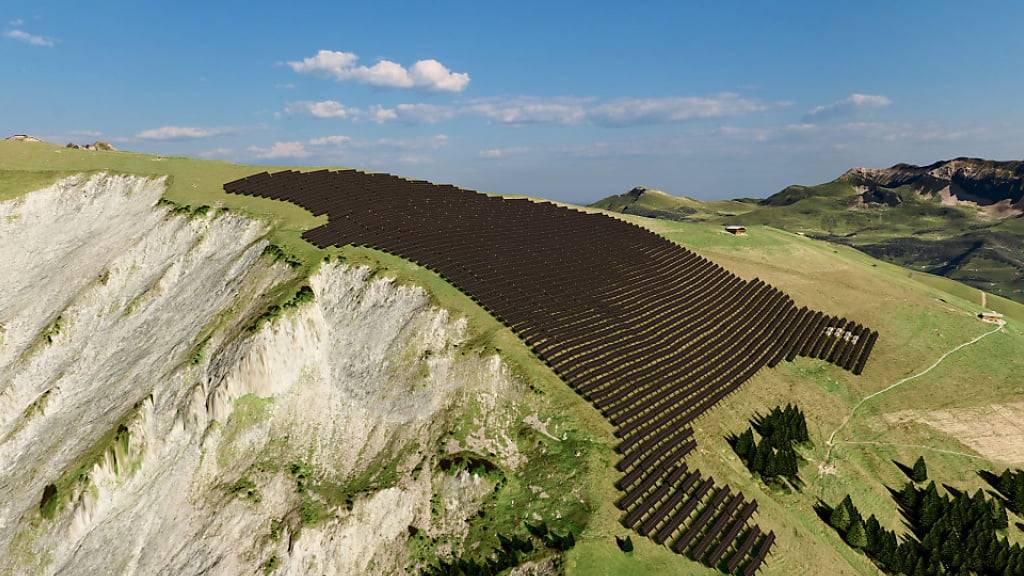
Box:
(840, 158, 1024, 216)
(624, 186, 663, 199)
(0, 174, 523, 575)
(5, 134, 43, 143)
(857, 186, 902, 207)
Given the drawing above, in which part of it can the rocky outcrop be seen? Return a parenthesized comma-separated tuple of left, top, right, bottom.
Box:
(857, 186, 902, 207)
(840, 158, 1024, 216)
(0, 174, 527, 576)
(5, 134, 43, 143)
(624, 186, 664, 199)
(65, 141, 116, 151)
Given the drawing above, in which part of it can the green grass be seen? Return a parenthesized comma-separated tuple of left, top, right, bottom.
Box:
(591, 177, 1024, 304)
(4, 141, 1024, 575)
(591, 187, 754, 222)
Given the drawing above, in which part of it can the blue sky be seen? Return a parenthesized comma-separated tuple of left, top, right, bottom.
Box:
(3, 1, 1022, 203)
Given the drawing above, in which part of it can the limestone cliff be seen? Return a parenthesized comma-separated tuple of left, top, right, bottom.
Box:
(0, 174, 536, 575)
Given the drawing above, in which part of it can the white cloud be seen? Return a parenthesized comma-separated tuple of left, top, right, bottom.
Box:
(465, 97, 589, 125)
(287, 49, 469, 92)
(5, 29, 55, 47)
(350, 59, 412, 88)
(479, 146, 530, 159)
(9, 19, 24, 26)
(284, 94, 775, 127)
(367, 105, 398, 123)
(284, 100, 456, 124)
(248, 134, 446, 162)
(368, 103, 456, 124)
(135, 126, 231, 141)
(308, 135, 352, 146)
(69, 130, 104, 137)
(365, 134, 449, 150)
(719, 126, 771, 142)
(247, 141, 309, 159)
(461, 94, 770, 126)
(783, 123, 817, 132)
(806, 93, 892, 120)
(588, 94, 767, 126)
(407, 59, 470, 93)
(284, 100, 355, 119)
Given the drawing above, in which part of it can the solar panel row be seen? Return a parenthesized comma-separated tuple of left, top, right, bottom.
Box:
(224, 169, 878, 574)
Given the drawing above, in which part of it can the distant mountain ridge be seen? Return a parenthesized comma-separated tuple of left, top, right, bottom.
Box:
(590, 157, 1024, 302)
(764, 158, 1024, 217)
(844, 158, 1023, 216)
(841, 158, 1023, 201)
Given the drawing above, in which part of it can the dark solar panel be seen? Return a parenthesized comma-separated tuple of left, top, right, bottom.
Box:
(224, 169, 878, 572)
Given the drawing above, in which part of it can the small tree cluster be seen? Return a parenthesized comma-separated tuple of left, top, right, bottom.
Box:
(729, 404, 810, 486)
(825, 479, 1020, 576)
(261, 243, 302, 268)
(752, 403, 810, 446)
(985, 468, 1024, 515)
(422, 522, 574, 576)
(226, 476, 261, 504)
(249, 286, 317, 331)
(525, 521, 576, 551)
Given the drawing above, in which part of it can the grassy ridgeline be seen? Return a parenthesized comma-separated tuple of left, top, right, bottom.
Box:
(592, 177, 1024, 304)
(3, 141, 1024, 576)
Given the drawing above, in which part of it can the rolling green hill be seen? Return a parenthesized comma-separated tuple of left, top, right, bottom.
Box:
(590, 186, 756, 222)
(592, 159, 1024, 304)
(3, 140, 1024, 575)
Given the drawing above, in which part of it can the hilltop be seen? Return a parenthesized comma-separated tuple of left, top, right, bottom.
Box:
(1, 140, 1023, 576)
(591, 186, 755, 222)
(592, 158, 1024, 304)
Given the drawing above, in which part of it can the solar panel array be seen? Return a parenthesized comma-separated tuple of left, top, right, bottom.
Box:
(224, 169, 877, 574)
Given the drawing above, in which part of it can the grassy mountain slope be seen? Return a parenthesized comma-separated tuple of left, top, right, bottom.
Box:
(590, 186, 756, 222)
(591, 217, 1024, 575)
(591, 160, 1024, 303)
(4, 140, 1024, 575)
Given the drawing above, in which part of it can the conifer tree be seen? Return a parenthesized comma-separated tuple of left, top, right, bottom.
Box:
(920, 488, 943, 529)
(846, 518, 868, 548)
(778, 445, 799, 478)
(752, 439, 771, 476)
(897, 541, 919, 575)
(911, 456, 928, 483)
(830, 499, 852, 533)
(733, 428, 755, 462)
(1012, 472, 1024, 512)
(764, 448, 777, 480)
(900, 481, 920, 511)
(864, 515, 881, 553)
(990, 497, 1008, 529)
(796, 412, 810, 444)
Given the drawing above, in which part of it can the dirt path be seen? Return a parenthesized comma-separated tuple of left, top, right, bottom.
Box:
(835, 440, 990, 461)
(823, 320, 1005, 464)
